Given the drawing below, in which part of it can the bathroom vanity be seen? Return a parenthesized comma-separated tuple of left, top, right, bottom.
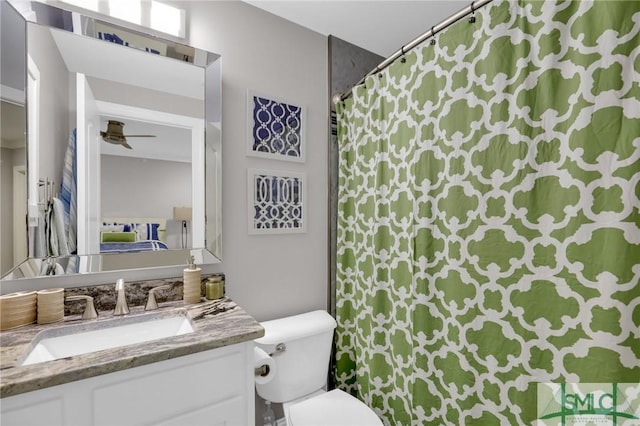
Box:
(0, 298, 264, 425)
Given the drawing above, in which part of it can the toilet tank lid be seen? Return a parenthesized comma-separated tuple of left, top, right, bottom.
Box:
(255, 310, 337, 346)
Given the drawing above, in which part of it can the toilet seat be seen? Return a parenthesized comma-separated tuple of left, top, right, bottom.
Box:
(286, 389, 382, 426)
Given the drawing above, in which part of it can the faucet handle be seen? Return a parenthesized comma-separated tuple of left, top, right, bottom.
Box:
(115, 278, 125, 291)
(66, 295, 98, 320)
(145, 284, 172, 311)
(114, 279, 129, 316)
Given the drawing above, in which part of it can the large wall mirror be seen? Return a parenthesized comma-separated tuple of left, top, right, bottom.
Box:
(0, 1, 222, 282)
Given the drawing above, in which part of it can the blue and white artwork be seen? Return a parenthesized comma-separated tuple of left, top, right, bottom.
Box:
(248, 169, 306, 234)
(248, 91, 305, 162)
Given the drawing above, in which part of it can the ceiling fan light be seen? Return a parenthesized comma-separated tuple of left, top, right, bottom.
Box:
(106, 120, 126, 138)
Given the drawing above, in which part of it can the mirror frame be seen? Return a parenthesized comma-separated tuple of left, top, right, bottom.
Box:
(1, 0, 222, 283)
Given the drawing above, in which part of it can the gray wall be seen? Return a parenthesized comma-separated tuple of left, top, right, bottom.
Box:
(0, 146, 13, 274)
(100, 155, 191, 219)
(1, 146, 26, 274)
(28, 22, 70, 190)
(328, 35, 383, 316)
(0, 0, 26, 276)
(180, 1, 329, 322)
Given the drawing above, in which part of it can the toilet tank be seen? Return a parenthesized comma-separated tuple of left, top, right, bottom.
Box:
(255, 310, 336, 403)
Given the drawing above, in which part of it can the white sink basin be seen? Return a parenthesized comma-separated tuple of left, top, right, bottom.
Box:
(21, 311, 195, 366)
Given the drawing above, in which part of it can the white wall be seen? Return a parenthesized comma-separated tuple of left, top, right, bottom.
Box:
(181, 1, 329, 321)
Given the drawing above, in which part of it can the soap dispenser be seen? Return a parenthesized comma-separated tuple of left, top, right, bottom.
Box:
(183, 256, 201, 304)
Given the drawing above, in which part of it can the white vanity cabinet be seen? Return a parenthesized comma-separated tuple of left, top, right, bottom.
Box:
(1, 342, 255, 426)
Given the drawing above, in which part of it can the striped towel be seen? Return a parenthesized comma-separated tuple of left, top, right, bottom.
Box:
(60, 129, 77, 254)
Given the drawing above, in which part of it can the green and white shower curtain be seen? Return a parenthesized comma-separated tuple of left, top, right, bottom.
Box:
(335, 1, 640, 424)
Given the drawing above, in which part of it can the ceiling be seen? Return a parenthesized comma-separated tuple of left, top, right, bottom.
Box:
(242, 0, 470, 57)
(99, 117, 192, 163)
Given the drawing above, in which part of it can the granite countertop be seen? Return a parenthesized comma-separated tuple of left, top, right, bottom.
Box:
(0, 297, 264, 398)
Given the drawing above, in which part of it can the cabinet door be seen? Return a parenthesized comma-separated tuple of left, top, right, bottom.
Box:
(1, 342, 254, 426)
(157, 395, 245, 426)
(92, 343, 248, 425)
(1, 396, 65, 426)
(0, 377, 91, 426)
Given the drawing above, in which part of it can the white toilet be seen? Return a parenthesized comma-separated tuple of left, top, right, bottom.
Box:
(255, 310, 382, 426)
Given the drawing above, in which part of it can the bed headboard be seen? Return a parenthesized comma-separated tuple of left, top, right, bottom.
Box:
(101, 217, 168, 242)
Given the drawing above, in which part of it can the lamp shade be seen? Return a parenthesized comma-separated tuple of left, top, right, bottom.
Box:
(173, 207, 192, 221)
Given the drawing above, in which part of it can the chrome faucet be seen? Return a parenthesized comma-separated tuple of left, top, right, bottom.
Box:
(145, 284, 172, 311)
(113, 278, 130, 316)
(66, 295, 98, 320)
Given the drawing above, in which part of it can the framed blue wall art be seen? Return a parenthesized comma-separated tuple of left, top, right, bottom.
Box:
(247, 169, 306, 234)
(247, 90, 306, 162)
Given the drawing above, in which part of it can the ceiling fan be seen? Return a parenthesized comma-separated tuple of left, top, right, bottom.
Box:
(100, 120, 156, 149)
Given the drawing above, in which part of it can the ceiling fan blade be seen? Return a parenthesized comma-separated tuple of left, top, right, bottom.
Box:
(101, 120, 156, 149)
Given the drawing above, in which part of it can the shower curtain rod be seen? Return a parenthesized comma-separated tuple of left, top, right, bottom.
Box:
(336, 0, 494, 102)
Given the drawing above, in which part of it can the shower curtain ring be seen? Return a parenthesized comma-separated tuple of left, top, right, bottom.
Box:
(400, 45, 406, 63)
(430, 27, 436, 45)
(469, 1, 477, 23)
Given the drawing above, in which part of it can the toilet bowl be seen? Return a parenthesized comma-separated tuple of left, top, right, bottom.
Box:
(255, 310, 382, 426)
(284, 389, 382, 426)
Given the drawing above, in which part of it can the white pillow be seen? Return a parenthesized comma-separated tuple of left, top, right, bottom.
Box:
(100, 222, 125, 233)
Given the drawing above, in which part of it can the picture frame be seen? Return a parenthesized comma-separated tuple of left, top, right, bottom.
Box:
(247, 89, 306, 162)
(248, 168, 306, 234)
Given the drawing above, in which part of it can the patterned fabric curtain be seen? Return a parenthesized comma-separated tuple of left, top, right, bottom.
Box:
(335, 1, 640, 424)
